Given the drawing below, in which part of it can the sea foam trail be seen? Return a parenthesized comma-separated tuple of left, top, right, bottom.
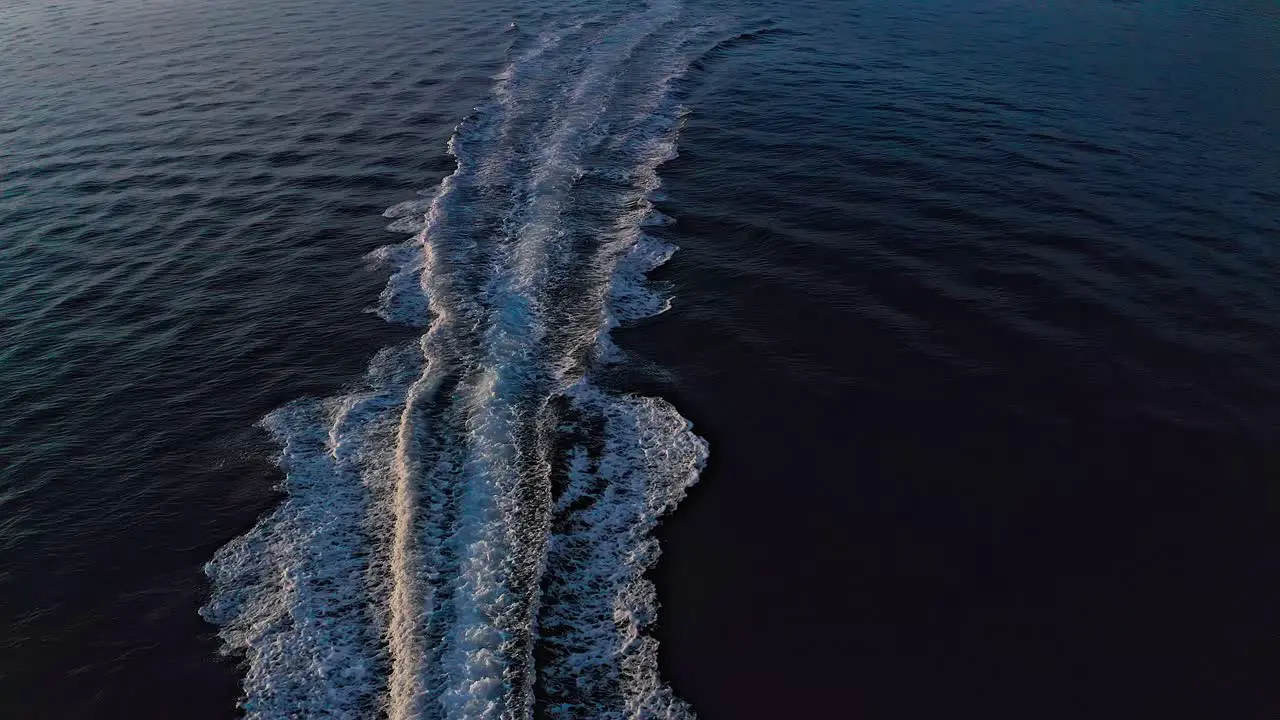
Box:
(204, 3, 725, 717)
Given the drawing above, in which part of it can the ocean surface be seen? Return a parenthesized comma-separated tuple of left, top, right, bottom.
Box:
(3, 0, 1279, 717)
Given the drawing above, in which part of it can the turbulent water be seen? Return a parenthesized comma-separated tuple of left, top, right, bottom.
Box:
(201, 5, 734, 717)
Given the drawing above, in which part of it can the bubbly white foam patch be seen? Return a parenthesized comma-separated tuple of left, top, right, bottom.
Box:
(610, 236, 677, 323)
(202, 342, 422, 718)
(537, 380, 706, 720)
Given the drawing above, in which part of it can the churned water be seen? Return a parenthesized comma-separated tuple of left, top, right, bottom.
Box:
(2, 0, 1279, 717)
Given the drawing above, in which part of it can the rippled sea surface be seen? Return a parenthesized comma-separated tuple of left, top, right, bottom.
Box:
(3, 0, 1279, 717)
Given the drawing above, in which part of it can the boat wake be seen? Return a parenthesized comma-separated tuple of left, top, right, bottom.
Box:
(202, 3, 734, 717)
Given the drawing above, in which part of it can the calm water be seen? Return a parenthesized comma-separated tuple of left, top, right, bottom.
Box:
(2, 0, 1279, 717)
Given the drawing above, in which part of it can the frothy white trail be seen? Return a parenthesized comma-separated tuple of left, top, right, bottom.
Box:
(204, 3, 730, 717)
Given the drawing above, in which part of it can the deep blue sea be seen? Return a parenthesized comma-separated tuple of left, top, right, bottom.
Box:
(3, 0, 1279, 717)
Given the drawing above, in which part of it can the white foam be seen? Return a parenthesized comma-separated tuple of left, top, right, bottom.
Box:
(202, 343, 423, 718)
(205, 4, 722, 718)
(536, 381, 707, 720)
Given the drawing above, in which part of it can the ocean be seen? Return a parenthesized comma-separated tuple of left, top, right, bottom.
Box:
(2, 0, 1279, 717)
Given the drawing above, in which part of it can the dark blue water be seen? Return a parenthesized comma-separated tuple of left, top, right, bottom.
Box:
(2, 0, 1278, 717)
